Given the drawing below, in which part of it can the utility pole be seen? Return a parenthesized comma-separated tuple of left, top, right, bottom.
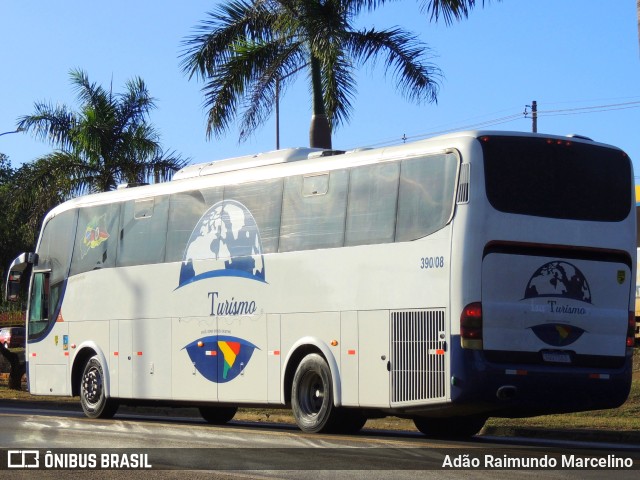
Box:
(531, 100, 537, 133)
(275, 79, 281, 150)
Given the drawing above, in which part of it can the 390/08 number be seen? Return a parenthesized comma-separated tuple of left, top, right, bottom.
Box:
(420, 256, 445, 269)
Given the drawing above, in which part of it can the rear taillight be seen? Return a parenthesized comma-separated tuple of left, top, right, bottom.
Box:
(461, 302, 483, 350)
(627, 312, 636, 348)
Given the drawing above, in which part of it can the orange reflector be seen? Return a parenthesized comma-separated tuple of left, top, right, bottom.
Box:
(197, 341, 204, 348)
(56, 313, 64, 322)
(330, 340, 338, 346)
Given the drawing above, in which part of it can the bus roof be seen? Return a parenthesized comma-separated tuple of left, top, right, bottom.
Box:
(43, 130, 628, 218)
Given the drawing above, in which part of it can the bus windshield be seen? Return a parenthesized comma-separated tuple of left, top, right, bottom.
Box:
(481, 135, 632, 222)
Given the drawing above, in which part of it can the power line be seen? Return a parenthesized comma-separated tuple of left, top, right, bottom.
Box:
(535, 100, 640, 116)
(352, 99, 640, 150)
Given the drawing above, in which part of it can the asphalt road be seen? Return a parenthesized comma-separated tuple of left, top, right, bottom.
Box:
(0, 403, 638, 479)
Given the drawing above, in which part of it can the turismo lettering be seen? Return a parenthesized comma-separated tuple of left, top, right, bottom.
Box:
(208, 291, 257, 316)
(547, 300, 586, 315)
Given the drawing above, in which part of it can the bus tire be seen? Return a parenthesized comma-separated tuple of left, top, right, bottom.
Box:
(413, 415, 486, 439)
(291, 353, 339, 433)
(334, 409, 367, 434)
(199, 406, 237, 425)
(80, 356, 118, 419)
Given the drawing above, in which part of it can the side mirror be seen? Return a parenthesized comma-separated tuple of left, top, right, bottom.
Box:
(6, 271, 21, 302)
(4, 252, 37, 302)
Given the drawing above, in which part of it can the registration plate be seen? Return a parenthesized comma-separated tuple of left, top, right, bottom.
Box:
(542, 351, 572, 364)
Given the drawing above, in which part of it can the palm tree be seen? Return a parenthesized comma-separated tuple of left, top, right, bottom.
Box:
(413, 0, 488, 24)
(17, 69, 187, 196)
(181, 0, 444, 149)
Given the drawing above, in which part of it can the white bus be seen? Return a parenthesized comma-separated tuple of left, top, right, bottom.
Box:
(6, 130, 636, 438)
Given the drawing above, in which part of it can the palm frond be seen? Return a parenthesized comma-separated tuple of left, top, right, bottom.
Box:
(320, 52, 356, 130)
(345, 27, 441, 104)
(239, 40, 306, 141)
(180, 0, 279, 79)
(421, 0, 488, 25)
(16, 102, 76, 149)
(69, 68, 110, 110)
(118, 76, 157, 126)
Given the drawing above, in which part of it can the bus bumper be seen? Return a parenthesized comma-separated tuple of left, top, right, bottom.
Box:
(448, 344, 633, 418)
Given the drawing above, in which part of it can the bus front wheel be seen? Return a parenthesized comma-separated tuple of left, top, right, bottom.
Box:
(199, 406, 237, 425)
(80, 356, 118, 419)
(291, 353, 339, 433)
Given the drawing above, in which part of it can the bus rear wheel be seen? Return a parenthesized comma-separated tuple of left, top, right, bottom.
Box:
(291, 353, 340, 433)
(199, 406, 237, 425)
(80, 356, 118, 419)
(334, 409, 367, 434)
(413, 415, 486, 439)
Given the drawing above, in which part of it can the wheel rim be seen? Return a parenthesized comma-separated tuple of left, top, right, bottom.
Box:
(82, 366, 102, 407)
(298, 370, 325, 416)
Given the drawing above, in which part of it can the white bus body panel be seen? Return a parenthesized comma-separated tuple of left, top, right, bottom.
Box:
(28, 225, 452, 409)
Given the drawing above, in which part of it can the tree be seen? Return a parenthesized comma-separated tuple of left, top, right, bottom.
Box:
(0, 153, 16, 273)
(6, 158, 69, 250)
(0, 154, 28, 391)
(0, 155, 33, 279)
(181, 0, 444, 149)
(17, 69, 187, 196)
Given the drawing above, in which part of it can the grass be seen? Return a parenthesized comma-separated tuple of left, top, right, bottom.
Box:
(484, 350, 640, 433)
(484, 379, 640, 432)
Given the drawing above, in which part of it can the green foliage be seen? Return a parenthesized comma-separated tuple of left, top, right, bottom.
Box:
(0, 155, 35, 283)
(17, 69, 188, 196)
(1, 70, 188, 283)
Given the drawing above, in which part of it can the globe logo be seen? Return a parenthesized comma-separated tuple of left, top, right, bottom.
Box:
(178, 200, 266, 288)
(530, 323, 586, 347)
(183, 335, 259, 383)
(523, 261, 591, 303)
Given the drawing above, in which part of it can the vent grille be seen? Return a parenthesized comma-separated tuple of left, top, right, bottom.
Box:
(391, 310, 447, 405)
(456, 163, 470, 204)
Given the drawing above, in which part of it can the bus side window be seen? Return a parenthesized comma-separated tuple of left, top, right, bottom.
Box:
(118, 196, 169, 267)
(224, 178, 283, 254)
(166, 190, 207, 263)
(280, 170, 349, 252)
(70, 204, 121, 275)
(346, 162, 399, 246)
(396, 154, 458, 242)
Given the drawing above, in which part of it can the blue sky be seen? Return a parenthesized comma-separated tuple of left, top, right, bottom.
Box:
(1, 1, 639, 180)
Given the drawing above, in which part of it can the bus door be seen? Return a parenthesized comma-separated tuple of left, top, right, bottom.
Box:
(28, 269, 71, 395)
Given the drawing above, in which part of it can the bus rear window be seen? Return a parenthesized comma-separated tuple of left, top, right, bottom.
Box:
(481, 136, 632, 222)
